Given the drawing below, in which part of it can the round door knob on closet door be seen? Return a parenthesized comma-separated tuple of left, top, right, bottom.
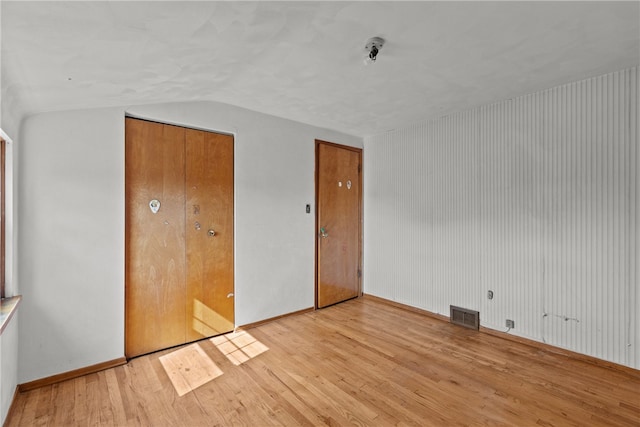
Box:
(208, 229, 216, 237)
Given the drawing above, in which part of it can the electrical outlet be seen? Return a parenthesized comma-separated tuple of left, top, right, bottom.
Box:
(506, 319, 515, 329)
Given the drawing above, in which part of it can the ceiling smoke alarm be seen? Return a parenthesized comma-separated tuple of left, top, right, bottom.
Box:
(364, 37, 385, 65)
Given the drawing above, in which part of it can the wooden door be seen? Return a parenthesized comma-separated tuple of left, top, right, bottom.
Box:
(185, 128, 234, 342)
(316, 141, 362, 308)
(125, 119, 187, 357)
(125, 118, 234, 358)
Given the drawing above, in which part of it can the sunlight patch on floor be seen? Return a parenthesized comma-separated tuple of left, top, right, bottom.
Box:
(210, 330, 269, 365)
(159, 343, 223, 397)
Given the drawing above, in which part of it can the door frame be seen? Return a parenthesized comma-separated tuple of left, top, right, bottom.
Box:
(314, 139, 363, 309)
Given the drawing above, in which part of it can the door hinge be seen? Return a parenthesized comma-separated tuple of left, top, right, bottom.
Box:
(358, 164, 361, 174)
(357, 269, 362, 278)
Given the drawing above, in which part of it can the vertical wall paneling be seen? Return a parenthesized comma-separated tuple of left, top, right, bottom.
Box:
(363, 67, 639, 368)
(365, 111, 480, 315)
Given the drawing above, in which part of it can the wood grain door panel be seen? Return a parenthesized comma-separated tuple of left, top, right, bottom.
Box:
(185, 129, 234, 342)
(125, 118, 187, 357)
(316, 142, 362, 308)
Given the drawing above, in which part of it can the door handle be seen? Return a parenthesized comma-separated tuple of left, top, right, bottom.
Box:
(319, 227, 328, 238)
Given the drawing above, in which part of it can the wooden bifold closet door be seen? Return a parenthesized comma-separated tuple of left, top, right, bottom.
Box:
(125, 118, 234, 358)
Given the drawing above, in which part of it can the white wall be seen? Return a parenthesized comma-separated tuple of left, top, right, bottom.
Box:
(1, 315, 19, 423)
(19, 108, 126, 382)
(17, 101, 360, 383)
(364, 67, 639, 369)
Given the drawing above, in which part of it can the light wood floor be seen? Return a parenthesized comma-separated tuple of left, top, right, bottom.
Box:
(7, 296, 640, 426)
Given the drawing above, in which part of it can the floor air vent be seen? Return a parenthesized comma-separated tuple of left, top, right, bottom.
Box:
(450, 306, 480, 330)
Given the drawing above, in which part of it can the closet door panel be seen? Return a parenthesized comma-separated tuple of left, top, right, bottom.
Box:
(125, 118, 187, 358)
(185, 129, 235, 341)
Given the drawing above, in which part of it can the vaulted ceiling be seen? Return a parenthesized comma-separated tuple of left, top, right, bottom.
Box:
(2, 1, 638, 137)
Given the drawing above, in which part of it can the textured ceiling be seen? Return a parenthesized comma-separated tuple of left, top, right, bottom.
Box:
(2, 1, 639, 137)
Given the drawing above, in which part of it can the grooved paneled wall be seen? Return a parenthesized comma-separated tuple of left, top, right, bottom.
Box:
(364, 67, 638, 369)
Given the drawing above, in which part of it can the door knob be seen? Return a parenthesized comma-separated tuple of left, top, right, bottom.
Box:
(208, 229, 216, 237)
(319, 227, 328, 238)
(149, 199, 160, 214)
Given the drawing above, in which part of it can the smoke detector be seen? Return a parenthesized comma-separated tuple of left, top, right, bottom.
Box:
(364, 37, 385, 65)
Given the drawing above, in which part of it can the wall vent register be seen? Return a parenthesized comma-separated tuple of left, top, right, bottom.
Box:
(450, 305, 480, 330)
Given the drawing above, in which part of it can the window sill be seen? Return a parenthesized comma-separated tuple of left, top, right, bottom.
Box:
(1, 295, 21, 335)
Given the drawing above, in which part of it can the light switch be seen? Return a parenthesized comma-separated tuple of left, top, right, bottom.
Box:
(306, 204, 311, 214)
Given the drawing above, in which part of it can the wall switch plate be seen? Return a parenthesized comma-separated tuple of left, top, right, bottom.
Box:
(506, 319, 515, 329)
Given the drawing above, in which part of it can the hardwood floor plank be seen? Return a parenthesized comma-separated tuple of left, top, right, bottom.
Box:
(239, 363, 318, 427)
(50, 379, 75, 426)
(17, 386, 38, 425)
(7, 297, 639, 426)
(33, 386, 52, 425)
